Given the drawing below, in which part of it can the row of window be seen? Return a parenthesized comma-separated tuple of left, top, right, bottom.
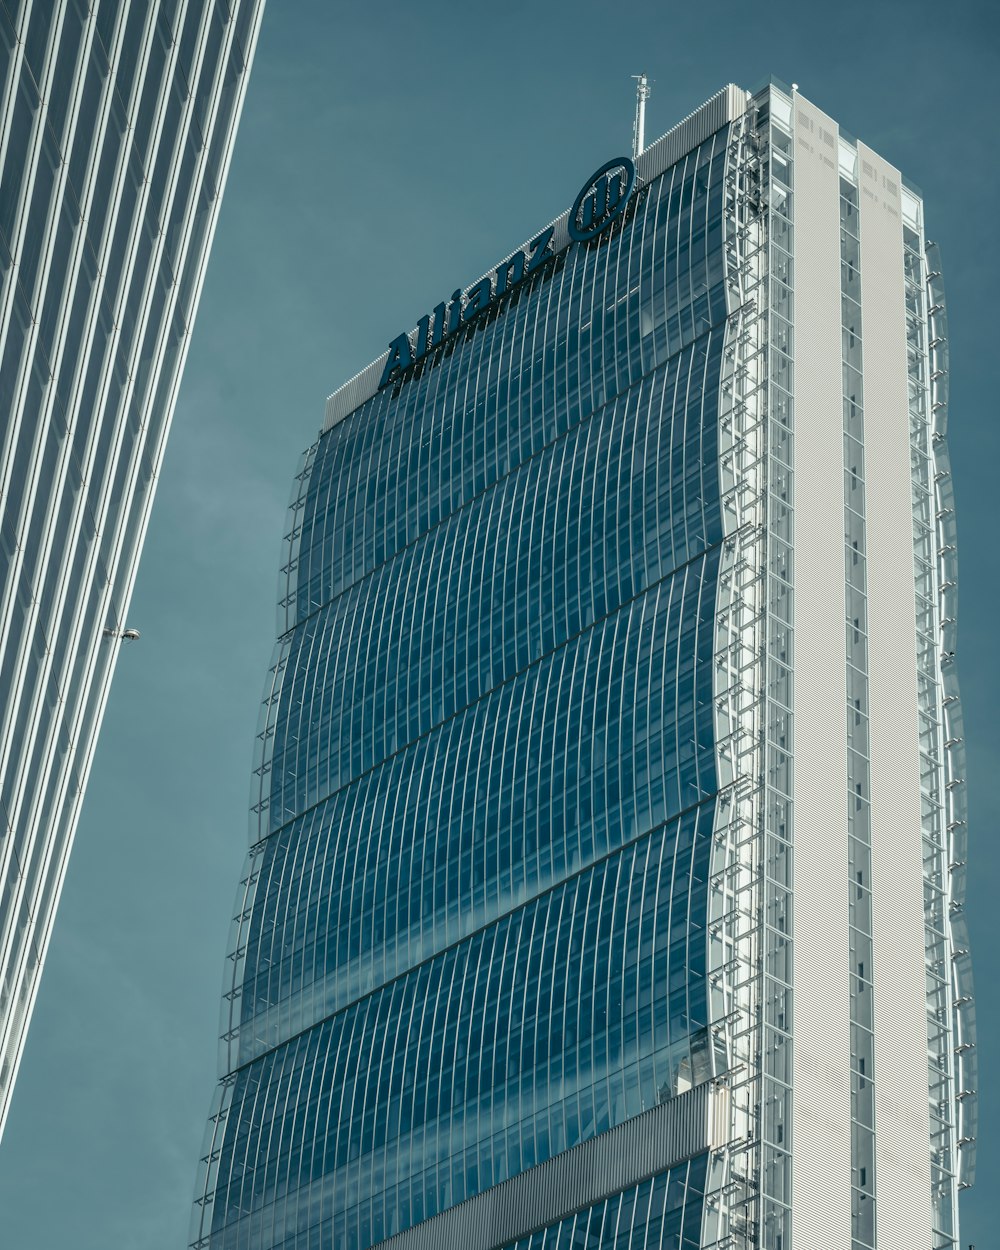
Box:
(211, 806, 715, 1249)
(265, 339, 723, 827)
(287, 332, 721, 675)
(838, 177, 877, 1250)
(281, 133, 730, 631)
(239, 552, 719, 1057)
(268, 536, 718, 827)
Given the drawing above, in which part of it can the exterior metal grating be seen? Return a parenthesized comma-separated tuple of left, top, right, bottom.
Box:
(369, 1082, 720, 1250)
(0, 0, 265, 1141)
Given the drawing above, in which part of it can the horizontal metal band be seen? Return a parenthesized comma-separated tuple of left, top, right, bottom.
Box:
(370, 1080, 726, 1250)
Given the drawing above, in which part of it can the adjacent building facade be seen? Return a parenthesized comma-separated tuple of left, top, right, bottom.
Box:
(191, 82, 975, 1250)
(0, 0, 264, 1140)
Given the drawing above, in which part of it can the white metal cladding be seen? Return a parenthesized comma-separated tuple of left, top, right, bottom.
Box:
(0, 0, 265, 1141)
(368, 1081, 719, 1250)
(322, 84, 748, 433)
(788, 92, 853, 1250)
(857, 139, 934, 1248)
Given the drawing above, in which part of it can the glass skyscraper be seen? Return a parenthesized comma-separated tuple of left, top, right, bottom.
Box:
(192, 82, 976, 1250)
(0, 0, 264, 1140)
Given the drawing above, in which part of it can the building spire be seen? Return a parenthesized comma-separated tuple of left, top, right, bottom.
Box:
(632, 72, 651, 160)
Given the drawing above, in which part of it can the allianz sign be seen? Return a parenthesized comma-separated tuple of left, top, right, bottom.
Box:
(379, 156, 637, 390)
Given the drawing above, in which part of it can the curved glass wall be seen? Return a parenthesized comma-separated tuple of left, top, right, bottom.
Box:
(193, 124, 734, 1250)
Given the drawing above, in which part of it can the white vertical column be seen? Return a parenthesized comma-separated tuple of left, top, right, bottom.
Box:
(857, 142, 933, 1249)
(789, 93, 853, 1250)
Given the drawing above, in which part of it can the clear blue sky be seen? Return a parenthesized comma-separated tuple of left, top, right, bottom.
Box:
(0, 2, 995, 1246)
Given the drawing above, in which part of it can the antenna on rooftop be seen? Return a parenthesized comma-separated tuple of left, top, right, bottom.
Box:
(632, 73, 651, 161)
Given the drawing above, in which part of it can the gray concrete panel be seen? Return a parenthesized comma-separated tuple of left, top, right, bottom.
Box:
(789, 92, 853, 1250)
(857, 139, 933, 1249)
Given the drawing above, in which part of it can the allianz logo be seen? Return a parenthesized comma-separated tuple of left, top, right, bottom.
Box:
(569, 157, 636, 242)
(379, 156, 637, 391)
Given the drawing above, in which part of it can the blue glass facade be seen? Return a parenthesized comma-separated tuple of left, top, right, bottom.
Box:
(194, 121, 731, 1250)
